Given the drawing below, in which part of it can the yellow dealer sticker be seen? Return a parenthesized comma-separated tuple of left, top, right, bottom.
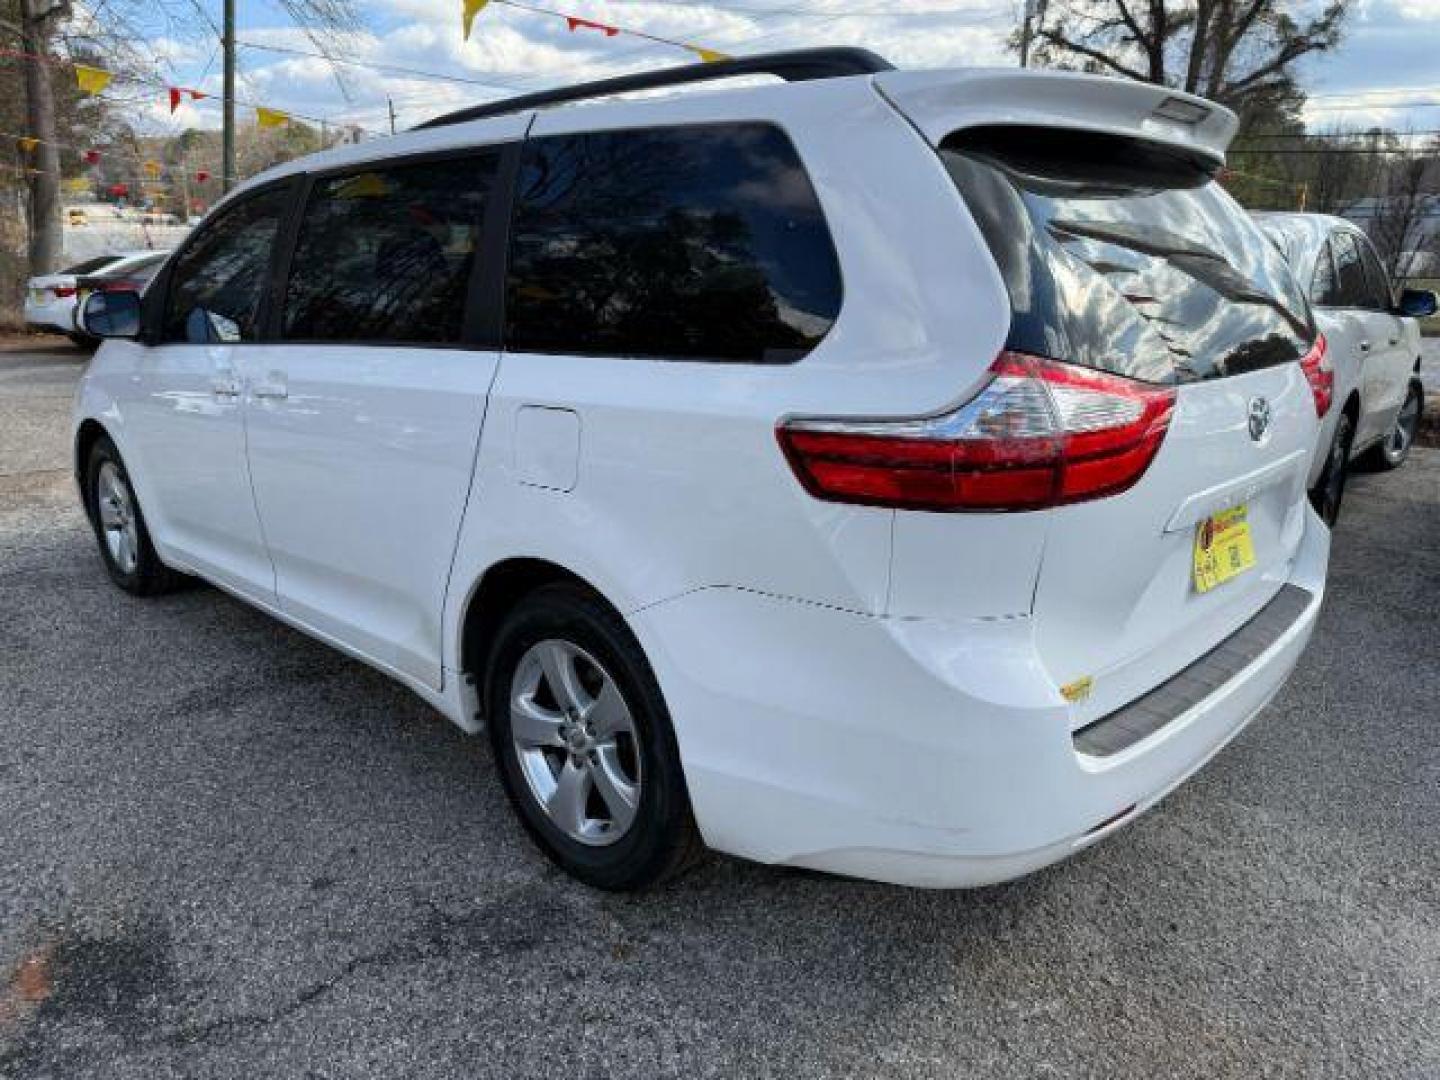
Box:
(1193, 505, 1255, 594)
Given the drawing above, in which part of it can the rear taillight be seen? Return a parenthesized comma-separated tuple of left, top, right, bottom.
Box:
(1298, 335, 1332, 418)
(777, 352, 1176, 513)
(52, 285, 76, 298)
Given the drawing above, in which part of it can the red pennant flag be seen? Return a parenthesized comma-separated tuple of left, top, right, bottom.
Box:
(195, 169, 211, 183)
(169, 87, 182, 112)
(83, 149, 101, 165)
(565, 15, 618, 35)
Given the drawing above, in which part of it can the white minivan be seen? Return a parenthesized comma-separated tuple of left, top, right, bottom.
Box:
(73, 49, 1330, 890)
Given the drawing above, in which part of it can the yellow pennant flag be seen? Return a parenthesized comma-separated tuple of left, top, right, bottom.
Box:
(75, 65, 113, 95)
(17, 137, 39, 153)
(462, 0, 489, 39)
(256, 106, 290, 129)
(143, 159, 162, 178)
(688, 46, 730, 62)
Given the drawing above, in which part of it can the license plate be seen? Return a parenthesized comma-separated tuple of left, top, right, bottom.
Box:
(1193, 505, 1255, 593)
(30, 289, 46, 304)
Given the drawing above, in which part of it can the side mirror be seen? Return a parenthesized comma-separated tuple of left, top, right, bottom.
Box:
(1398, 288, 1438, 319)
(80, 289, 143, 339)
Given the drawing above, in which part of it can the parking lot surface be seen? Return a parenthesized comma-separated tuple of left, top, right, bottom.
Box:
(1, 339, 1437, 1078)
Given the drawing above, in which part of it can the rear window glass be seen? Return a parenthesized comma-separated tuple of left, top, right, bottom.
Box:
(943, 127, 1314, 385)
(505, 122, 842, 363)
(62, 255, 119, 275)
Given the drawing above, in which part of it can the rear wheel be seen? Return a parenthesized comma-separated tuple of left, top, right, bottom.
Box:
(85, 436, 186, 595)
(1310, 410, 1354, 527)
(485, 583, 703, 890)
(1367, 381, 1422, 471)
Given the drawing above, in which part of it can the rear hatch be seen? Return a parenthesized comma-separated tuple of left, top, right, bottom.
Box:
(906, 111, 1319, 722)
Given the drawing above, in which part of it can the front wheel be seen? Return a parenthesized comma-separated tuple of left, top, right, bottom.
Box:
(1310, 410, 1355, 527)
(1367, 381, 1423, 471)
(485, 583, 703, 890)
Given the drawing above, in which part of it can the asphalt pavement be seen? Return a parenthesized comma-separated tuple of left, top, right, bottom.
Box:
(1, 338, 1437, 1079)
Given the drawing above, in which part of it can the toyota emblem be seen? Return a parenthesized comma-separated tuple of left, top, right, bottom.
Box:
(1247, 397, 1272, 442)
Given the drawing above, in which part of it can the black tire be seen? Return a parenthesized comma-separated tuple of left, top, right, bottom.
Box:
(484, 582, 704, 890)
(1364, 380, 1422, 472)
(67, 332, 96, 348)
(84, 435, 187, 596)
(1310, 409, 1355, 527)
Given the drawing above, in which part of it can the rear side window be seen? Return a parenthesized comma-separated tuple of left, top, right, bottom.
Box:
(282, 154, 499, 343)
(505, 123, 842, 363)
(163, 187, 290, 344)
(62, 255, 119, 276)
(943, 127, 1314, 384)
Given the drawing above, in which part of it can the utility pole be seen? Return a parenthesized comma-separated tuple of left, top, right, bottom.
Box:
(388, 97, 397, 135)
(222, 0, 236, 193)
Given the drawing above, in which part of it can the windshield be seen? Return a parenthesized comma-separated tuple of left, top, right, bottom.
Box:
(942, 127, 1314, 385)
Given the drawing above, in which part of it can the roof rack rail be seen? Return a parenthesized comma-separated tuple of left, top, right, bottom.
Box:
(415, 47, 894, 130)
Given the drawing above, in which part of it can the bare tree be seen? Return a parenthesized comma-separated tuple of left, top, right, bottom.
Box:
(1030, 1, 1346, 120)
(16, 0, 68, 274)
(9, 0, 360, 278)
(1365, 139, 1440, 283)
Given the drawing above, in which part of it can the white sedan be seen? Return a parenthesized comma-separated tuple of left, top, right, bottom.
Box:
(24, 251, 163, 344)
(1253, 212, 1435, 524)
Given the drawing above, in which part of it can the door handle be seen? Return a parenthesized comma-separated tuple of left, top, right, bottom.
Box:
(211, 375, 241, 397)
(252, 372, 288, 400)
(1358, 339, 1371, 353)
(1388, 336, 1400, 346)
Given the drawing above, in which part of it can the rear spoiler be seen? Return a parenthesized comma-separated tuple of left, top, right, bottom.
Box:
(873, 68, 1237, 168)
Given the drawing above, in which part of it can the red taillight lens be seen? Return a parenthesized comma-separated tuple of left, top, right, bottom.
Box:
(1298, 335, 1332, 418)
(52, 285, 76, 298)
(777, 352, 1176, 512)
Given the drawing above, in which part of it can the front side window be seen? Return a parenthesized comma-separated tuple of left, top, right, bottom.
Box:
(1330, 231, 1372, 309)
(1310, 239, 1343, 308)
(163, 188, 290, 344)
(1355, 235, 1394, 311)
(281, 154, 498, 343)
(505, 123, 842, 363)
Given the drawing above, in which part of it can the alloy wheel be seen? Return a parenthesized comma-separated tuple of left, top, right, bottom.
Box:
(509, 639, 642, 847)
(1387, 388, 1421, 464)
(96, 461, 140, 574)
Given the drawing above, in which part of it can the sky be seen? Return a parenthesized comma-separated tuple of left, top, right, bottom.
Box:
(97, 0, 1440, 141)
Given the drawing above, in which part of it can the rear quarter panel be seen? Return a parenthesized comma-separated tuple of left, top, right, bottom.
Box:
(441, 76, 1022, 675)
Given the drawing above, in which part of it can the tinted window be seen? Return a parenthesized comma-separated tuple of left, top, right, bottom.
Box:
(506, 123, 842, 363)
(944, 127, 1314, 385)
(282, 155, 497, 343)
(1310, 240, 1343, 307)
(163, 189, 289, 344)
(1355, 236, 1393, 310)
(1331, 231, 1371, 309)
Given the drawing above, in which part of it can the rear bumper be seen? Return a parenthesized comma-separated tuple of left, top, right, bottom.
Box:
(24, 298, 78, 334)
(632, 504, 1329, 888)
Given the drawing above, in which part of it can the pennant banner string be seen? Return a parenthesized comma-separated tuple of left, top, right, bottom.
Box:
(0, 45, 378, 135)
(473, 0, 730, 63)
